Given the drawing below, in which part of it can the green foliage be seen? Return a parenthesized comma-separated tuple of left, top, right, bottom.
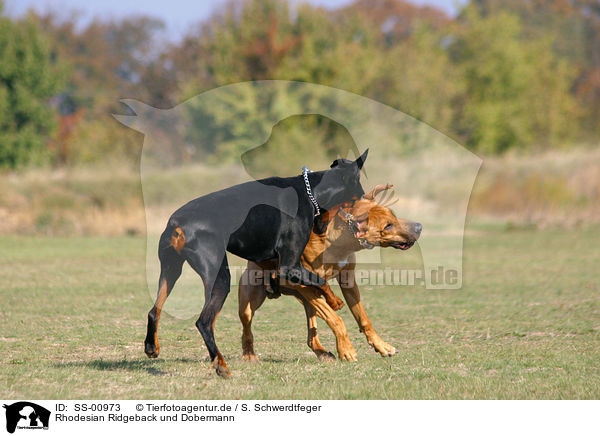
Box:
(0, 13, 63, 168)
(450, 6, 578, 153)
(1, 0, 599, 167)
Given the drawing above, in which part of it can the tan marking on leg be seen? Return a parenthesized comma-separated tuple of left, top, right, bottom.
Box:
(212, 310, 220, 332)
(209, 310, 231, 378)
(153, 278, 168, 355)
(170, 227, 185, 254)
(213, 351, 231, 377)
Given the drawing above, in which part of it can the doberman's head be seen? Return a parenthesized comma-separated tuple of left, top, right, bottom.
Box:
(311, 149, 368, 209)
(342, 184, 422, 250)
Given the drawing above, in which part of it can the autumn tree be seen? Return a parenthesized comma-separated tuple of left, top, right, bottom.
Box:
(0, 8, 64, 168)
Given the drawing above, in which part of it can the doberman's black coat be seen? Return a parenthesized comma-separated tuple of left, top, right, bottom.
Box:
(144, 151, 368, 377)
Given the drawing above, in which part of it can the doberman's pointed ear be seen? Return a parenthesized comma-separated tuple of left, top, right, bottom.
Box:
(355, 149, 369, 170)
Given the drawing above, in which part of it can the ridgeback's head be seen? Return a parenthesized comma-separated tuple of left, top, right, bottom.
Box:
(341, 184, 421, 250)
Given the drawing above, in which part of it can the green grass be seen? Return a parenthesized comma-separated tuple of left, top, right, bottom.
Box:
(1, 227, 599, 399)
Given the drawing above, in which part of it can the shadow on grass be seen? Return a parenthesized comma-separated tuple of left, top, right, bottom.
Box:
(54, 357, 198, 376)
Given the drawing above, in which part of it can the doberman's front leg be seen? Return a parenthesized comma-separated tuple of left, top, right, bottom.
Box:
(277, 229, 326, 287)
(337, 270, 396, 357)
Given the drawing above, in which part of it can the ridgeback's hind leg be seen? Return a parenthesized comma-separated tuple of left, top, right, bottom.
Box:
(145, 228, 185, 358)
(186, 244, 232, 378)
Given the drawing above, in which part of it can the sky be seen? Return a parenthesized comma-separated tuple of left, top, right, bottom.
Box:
(4, 0, 461, 41)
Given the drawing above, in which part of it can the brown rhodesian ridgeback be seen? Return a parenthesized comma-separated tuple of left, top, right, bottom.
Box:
(238, 184, 421, 361)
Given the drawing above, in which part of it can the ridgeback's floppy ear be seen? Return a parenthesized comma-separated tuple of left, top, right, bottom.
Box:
(363, 184, 393, 201)
(355, 148, 369, 170)
(354, 212, 370, 236)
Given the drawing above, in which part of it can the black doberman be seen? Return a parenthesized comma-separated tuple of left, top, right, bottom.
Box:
(144, 151, 368, 377)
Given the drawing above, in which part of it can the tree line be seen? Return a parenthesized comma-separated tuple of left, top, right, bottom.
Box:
(0, 0, 599, 168)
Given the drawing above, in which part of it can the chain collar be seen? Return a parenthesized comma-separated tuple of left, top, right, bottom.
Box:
(337, 208, 373, 249)
(302, 166, 320, 216)
(338, 208, 358, 233)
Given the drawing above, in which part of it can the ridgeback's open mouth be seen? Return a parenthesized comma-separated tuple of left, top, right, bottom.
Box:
(390, 241, 414, 250)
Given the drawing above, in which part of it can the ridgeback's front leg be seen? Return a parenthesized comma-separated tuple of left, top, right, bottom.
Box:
(337, 268, 396, 357)
(293, 287, 357, 361)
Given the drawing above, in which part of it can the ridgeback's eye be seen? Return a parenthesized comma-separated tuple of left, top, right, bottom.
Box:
(384, 223, 394, 231)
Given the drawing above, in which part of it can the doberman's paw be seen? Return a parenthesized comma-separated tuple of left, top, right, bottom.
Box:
(212, 354, 232, 378)
(213, 361, 232, 378)
(144, 343, 159, 358)
(241, 353, 260, 363)
(216, 366, 232, 378)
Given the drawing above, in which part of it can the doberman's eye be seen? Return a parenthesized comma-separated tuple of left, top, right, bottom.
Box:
(384, 223, 394, 230)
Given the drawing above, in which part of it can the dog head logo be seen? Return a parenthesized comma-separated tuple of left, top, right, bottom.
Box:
(3, 402, 50, 433)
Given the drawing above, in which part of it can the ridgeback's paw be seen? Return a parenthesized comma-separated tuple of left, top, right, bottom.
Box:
(241, 353, 260, 363)
(144, 343, 159, 358)
(372, 340, 396, 357)
(338, 345, 358, 362)
(314, 350, 336, 362)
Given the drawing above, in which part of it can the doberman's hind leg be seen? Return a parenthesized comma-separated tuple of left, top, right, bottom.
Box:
(238, 263, 267, 362)
(187, 249, 232, 378)
(145, 230, 185, 358)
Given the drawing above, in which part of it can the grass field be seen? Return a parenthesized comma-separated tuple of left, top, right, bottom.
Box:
(1, 226, 599, 399)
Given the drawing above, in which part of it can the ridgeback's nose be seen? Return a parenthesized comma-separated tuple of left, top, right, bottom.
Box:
(413, 222, 422, 235)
